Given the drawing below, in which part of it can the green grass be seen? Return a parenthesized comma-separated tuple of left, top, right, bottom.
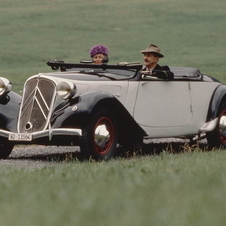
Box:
(1, 0, 226, 91)
(1, 0, 226, 225)
(1, 150, 226, 226)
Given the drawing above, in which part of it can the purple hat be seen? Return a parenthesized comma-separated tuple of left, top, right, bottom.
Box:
(89, 44, 109, 57)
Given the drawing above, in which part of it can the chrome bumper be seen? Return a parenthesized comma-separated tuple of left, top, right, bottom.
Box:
(0, 128, 82, 140)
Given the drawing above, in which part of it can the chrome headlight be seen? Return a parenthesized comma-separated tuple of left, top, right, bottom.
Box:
(56, 81, 76, 100)
(0, 77, 12, 96)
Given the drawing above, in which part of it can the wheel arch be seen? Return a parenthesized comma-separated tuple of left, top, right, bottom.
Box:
(53, 91, 146, 148)
(0, 91, 21, 132)
(90, 94, 146, 148)
(207, 85, 226, 121)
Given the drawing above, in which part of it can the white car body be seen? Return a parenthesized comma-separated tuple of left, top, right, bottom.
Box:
(0, 61, 225, 160)
(39, 71, 220, 139)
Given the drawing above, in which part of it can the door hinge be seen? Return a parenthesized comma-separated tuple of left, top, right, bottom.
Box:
(190, 104, 193, 113)
(188, 81, 191, 90)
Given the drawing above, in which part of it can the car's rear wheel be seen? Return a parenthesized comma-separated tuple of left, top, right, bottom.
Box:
(206, 103, 226, 149)
(80, 109, 118, 160)
(0, 141, 14, 159)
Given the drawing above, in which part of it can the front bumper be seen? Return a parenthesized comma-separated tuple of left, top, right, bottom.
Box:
(0, 128, 82, 141)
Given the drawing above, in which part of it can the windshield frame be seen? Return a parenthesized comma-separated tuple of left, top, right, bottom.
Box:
(47, 61, 143, 80)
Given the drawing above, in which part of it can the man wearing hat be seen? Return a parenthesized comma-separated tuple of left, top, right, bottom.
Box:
(140, 44, 174, 80)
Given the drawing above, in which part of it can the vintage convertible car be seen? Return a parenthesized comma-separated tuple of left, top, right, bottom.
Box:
(0, 60, 225, 160)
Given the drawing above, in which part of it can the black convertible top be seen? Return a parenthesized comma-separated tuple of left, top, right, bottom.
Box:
(170, 67, 202, 79)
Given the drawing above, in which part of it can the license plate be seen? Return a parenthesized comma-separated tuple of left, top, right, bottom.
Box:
(9, 133, 32, 141)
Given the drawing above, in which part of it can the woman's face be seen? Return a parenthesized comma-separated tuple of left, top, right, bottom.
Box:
(92, 54, 105, 64)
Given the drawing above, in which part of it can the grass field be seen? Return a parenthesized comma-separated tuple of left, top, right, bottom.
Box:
(1, 0, 226, 225)
(2, 150, 226, 226)
(1, 0, 226, 91)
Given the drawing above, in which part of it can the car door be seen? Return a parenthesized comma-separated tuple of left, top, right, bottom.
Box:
(133, 80, 193, 128)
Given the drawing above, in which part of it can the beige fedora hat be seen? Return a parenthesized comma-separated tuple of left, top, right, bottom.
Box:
(140, 44, 164, 58)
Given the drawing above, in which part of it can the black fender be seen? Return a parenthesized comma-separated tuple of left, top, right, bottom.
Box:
(207, 85, 226, 121)
(52, 91, 146, 148)
(0, 91, 21, 132)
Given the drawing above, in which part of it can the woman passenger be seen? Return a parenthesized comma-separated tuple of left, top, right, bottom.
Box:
(89, 44, 109, 65)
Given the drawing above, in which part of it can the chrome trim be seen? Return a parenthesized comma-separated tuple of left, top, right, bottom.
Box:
(25, 122, 33, 131)
(32, 128, 82, 139)
(94, 124, 110, 149)
(18, 77, 57, 133)
(36, 86, 50, 111)
(0, 128, 82, 140)
(219, 115, 226, 139)
(199, 118, 218, 132)
(0, 77, 12, 96)
(72, 105, 78, 112)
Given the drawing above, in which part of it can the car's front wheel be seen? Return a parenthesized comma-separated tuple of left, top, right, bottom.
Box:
(80, 109, 118, 160)
(206, 103, 226, 149)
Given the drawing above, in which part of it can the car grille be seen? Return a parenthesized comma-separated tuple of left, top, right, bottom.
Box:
(18, 77, 56, 133)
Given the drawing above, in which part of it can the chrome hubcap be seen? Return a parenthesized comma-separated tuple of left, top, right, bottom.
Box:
(219, 111, 226, 143)
(94, 117, 114, 155)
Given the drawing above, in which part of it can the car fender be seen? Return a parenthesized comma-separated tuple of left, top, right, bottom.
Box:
(0, 91, 21, 132)
(207, 85, 226, 121)
(52, 91, 146, 147)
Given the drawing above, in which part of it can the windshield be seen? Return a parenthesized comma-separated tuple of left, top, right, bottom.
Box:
(67, 68, 138, 80)
(47, 61, 143, 80)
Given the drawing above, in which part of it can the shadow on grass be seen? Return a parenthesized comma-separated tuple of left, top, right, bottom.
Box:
(10, 139, 210, 163)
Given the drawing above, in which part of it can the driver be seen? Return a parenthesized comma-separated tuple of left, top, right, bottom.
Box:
(89, 44, 109, 65)
(140, 44, 174, 80)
